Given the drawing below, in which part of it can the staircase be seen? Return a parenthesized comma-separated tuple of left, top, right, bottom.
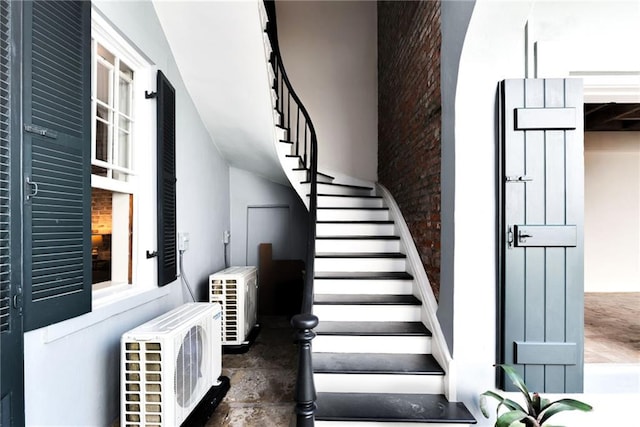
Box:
(311, 190, 475, 426)
(259, 1, 475, 425)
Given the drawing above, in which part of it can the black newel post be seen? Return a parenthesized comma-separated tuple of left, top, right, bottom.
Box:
(291, 313, 319, 426)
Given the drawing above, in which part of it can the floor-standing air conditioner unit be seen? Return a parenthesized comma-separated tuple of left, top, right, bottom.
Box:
(121, 303, 222, 427)
(209, 266, 258, 345)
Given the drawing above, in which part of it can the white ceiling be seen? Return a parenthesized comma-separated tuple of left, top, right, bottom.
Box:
(153, 0, 287, 184)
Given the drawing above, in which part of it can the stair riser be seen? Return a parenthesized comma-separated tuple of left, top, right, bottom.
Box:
(314, 279, 412, 295)
(262, 33, 272, 52)
(317, 223, 395, 236)
(313, 305, 420, 322)
(313, 373, 444, 395)
(317, 196, 383, 208)
(275, 127, 287, 141)
(290, 169, 308, 184)
(316, 422, 475, 427)
(276, 140, 294, 157)
(282, 156, 302, 170)
(315, 258, 406, 272)
(314, 335, 431, 354)
(315, 183, 372, 197)
(317, 209, 390, 221)
(316, 239, 401, 253)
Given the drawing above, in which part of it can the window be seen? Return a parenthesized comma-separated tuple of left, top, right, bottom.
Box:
(92, 43, 134, 182)
(91, 12, 151, 291)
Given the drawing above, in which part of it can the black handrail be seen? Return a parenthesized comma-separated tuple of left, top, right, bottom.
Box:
(263, 1, 318, 425)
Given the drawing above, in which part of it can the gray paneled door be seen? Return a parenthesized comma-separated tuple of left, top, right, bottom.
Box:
(499, 78, 584, 393)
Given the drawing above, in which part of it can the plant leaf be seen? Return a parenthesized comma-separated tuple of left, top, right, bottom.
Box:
(502, 397, 527, 414)
(481, 390, 527, 414)
(480, 394, 491, 418)
(498, 365, 535, 415)
(496, 410, 529, 427)
(540, 397, 551, 409)
(539, 399, 593, 425)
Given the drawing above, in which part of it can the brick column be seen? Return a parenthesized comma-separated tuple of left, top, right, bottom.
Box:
(378, 1, 442, 299)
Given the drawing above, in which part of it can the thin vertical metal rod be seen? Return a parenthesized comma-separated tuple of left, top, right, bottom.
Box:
(279, 70, 284, 121)
(287, 91, 291, 137)
(304, 124, 308, 169)
(296, 107, 300, 164)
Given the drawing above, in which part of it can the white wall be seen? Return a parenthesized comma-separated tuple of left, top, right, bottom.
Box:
(528, 1, 640, 97)
(276, 0, 378, 182)
(229, 167, 308, 267)
(24, 2, 231, 425)
(153, 1, 289, 185)
(452, 1, 640, 423)
(439, 0, 476, 355)
(585, 132, 640, 293)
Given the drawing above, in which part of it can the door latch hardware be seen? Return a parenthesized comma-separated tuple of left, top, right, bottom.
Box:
(12, 287, 23, 314)
(518, 229, 533, 243)
(506, 175, 533, 183)
(25, 177, 39, 200)
(24, 124, 58, 139)
(508, 227, 514, 248)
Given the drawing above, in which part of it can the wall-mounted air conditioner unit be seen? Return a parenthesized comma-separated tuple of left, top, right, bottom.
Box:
(209, 266, 258, 345)
(121, 303, 222, 427)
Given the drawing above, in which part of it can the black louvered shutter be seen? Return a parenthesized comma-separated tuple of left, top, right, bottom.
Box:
(2, 1, 26, 425)
(0, 0, 14, 339)
(23, 1, 91, 331)
(156, 71, 176, 286)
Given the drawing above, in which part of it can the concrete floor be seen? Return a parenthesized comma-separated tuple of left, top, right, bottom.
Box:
(202, 293, 640, 424)
(583, 292, 640, 394)
(584, 292, 639, 363)
(206, 316, 297, 426)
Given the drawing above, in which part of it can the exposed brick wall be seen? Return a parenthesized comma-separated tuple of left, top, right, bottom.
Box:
(378, 1, 442, 299)
(91, 188, 112, 234)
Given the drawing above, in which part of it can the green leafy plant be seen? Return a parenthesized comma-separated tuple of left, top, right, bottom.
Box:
(480, 365, 592, 427)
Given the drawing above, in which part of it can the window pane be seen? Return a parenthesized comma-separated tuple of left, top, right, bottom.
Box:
(91, 188, 112, 285)
(95, 119, 109, 163)
(118, 116, 131, 166)
(91, 165, 108, 177)
(114, 127, 130, 182)
(120, 61, 133, 79)
(119, 77, 132, 116)
(97, 104, 109, 122)
(119, 115, 131, 133)
(97, 44, 115, 65)
(96, 62, 110, 105)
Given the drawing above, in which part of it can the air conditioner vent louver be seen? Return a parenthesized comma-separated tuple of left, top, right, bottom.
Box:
(209, 267, 258, 345)
(121, 303, 221, 427)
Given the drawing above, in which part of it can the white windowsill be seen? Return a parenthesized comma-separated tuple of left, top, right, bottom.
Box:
(43, 285, 170, 343)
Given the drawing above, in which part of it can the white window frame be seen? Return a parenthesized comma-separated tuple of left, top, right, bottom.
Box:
(92, 47, 135, 181)
(91, 10, 155, 299)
